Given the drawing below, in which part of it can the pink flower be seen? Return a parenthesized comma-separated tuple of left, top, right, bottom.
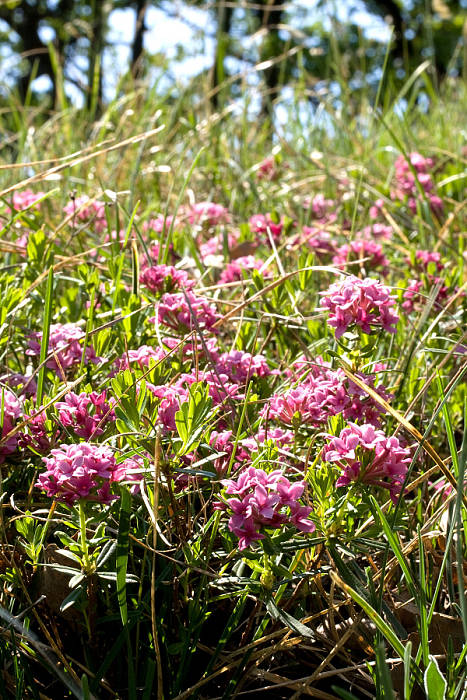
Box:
(392, 153, 443, 215)
(115, 345, 167, 372)
(199, 231, 240, 262)
(55, 391, 115, 440)
(332, 240, 389, 275)
(249, 214, 284, 241)
(142, 215, 177, 235)
(188, 202, 230, 227)
(302, 194, 336, 221)
(36, 443, 135, 504)
(63, 195, 107, 232)
(267, 359, 390, 428)
(320, 276, 399, 339)
(27, 323, 100, 375)
(256, 156, 278, 181)
(6, 189, 45, 213)
(140, 264, 195, 294)
(219, 256, 268, 284)
(215, 350, 272, 383)
(322, 423, 412, 502)
(219, 467, 315, 550)
(152, 292, 221, 333)
(0, 389, 23, 462)
(19, 411, 60, 455)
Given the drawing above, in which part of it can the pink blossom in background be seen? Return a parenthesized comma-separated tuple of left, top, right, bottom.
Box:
(140, 264, 195, 294)
(322, 422, 412, 502)
(392, 152, 443, 215)
(199, 231, 240, 262)
(188, 201, 231, 227)
(0, 389, 23, 461)
(36, 443, 135, 504)
(27, 323, 100, 375)
(302, 194, 336, 221)
(162, 336, 219, 362)
(56, 391, 115, 440)
(411, 250, 443, 272)
(369, 198, 385, 220)
(360, 223, 393, 240)
(249, 214, 284, 241)
(216, 467, 315, 550)
(142, 215, 177, 235)
(320, 276, 399, 338)
(219, 256, 268, 284)
(332, 239, 389, 275)
(63, 195, 107, 232)
(1, 373, 37, 398)
(256, 156, 278, 181)
(298, 227, 338, 258)
(6, 189, 45, 213)
(152, 292, 221, 333)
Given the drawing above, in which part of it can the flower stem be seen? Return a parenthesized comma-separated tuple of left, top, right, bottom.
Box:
(78, 501, 92, 575)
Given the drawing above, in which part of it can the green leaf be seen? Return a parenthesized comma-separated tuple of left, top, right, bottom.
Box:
(116, 488, 131, 626)
(424, 656, 447, 700)
(36, 266, 54, 406)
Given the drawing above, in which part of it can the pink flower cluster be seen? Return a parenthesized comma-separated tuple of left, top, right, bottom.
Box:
(6, 189, 45, 213)
(402, 250, 459, 313)
(256, 156, 278, 181)
(392, 152, 443, 215)
(27, 323, 100, 375)
(64, 195, 107, 231)
(332, 240, 389, 275)
(152, 292, 221, 333)
(322, 423, 411, 502)
(188, 201, 230, 227)
(215, 350, 272, 384)
(36, 443, 136, 504)
(249, 214, 284, 241)
(320, 276, 399, 339)
(55, 391, 115, 439)
(0, 389, 23, 462)
(200, 231, 240, 262)
(115, 345, 167, 372)
(219, 256, 267, 284)
(303, 194, 336, 222)
(216, 467, 315, 549)
(148, 370, 241, 433)
(267, 358, 390, 428)
(19, 411, 60, 455)
(140, 264, 195, 294)
(143, 215, 177, 235)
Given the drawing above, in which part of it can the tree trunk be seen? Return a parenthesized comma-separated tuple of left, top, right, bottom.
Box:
(257, 0, 283, 121)
(210, 3, 234, 110)
(131, 0, 148, 79)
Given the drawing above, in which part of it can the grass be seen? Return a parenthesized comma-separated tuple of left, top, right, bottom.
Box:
(0, 46, 466, 700)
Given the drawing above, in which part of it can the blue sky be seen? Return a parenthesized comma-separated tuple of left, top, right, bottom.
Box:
(1, 1, 391, 104)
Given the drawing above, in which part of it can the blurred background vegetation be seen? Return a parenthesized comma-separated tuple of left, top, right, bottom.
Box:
(0, 0, 465, 123)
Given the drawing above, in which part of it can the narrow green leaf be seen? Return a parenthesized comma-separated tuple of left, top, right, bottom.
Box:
(36, 266, 54, 406)
(116, 488, 131, 626)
